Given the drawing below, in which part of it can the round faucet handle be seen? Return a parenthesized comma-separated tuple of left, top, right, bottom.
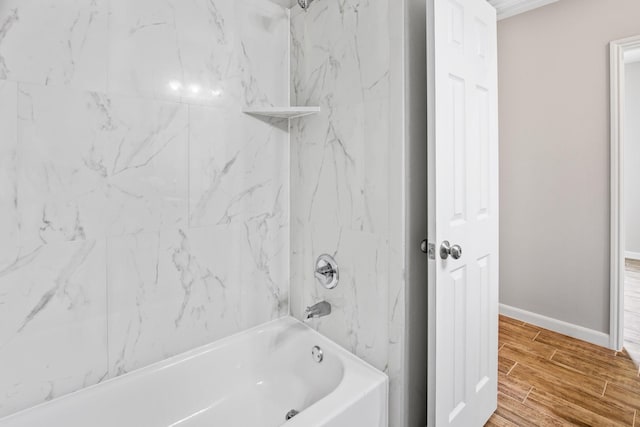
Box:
(314, 254, 339, 289)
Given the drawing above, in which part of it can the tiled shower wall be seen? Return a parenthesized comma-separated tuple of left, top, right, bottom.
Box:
(289, 2, 407, 426)
(0, 0, 290, 417)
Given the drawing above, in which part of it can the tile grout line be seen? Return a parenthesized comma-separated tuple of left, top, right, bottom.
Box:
(506, 361, 518, 376)
(532, 331, 541, 342)
(549, 349, 557, 360)
(601, 381, 608, 397)
(523, 386, 533, 403)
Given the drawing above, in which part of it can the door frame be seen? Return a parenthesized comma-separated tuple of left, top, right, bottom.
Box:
(425, 0, 436, 425)
(610, 35, 640, 351)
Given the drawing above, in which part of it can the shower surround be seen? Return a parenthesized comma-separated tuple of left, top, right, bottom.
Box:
(0, 0, 289, 417)
(0, 0, 416, 425)
(288, 2, 411, 426)
(289, 0, 391, 382)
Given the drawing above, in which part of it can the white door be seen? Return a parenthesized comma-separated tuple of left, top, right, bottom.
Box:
(427, 0, 499, 426)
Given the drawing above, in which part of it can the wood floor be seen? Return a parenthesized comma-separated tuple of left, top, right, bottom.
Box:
(485, 315, 640, 426)
(625, 259, 640, 364)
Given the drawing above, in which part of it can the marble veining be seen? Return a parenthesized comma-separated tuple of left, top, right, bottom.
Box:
(16, 84, 189, 251)
(1, 0, 398, 420)
(0, 0, 291, 418)
(0, 239, 108, 417)
(188, 105, 289, 229)
(107, 0, 289, 107)
(107, 223, 288, 376)
(292, 225, 389, 369)
(290, 101, 392, 370)
(291, 101, 389, 236)
(107, 227, 238, 375)
(290, 0, 390, 108)
(0, 80, 18, 271)
(0, 0, 108, 92)
(236, 0, 289, 107)
(289, 0, 393, 407)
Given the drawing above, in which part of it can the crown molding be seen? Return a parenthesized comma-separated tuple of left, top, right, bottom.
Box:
(488, 0, 559, 20)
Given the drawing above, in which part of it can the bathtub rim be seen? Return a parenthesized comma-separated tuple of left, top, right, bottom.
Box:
(0, 315, 388, 425)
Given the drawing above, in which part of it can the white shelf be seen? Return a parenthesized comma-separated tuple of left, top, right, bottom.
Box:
(242, 106, 320, 119)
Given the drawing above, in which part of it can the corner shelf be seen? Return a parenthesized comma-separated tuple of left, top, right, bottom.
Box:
(242, 106, 320, 119)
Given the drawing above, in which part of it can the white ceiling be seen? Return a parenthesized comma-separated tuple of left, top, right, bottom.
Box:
(488, 0, 559, 20)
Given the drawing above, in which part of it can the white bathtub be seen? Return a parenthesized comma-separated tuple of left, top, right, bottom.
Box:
(0, 317, 388, 427)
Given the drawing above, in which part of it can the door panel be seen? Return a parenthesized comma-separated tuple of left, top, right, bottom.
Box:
(428, 0, 499, 425)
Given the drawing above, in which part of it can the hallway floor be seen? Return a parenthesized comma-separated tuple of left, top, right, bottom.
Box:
(486, 315, 640, 426)
(625, 259, 640, 364)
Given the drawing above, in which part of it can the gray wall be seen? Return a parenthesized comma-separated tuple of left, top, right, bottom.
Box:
(625, 62, 640, 256)
(498, 0, 640, 333)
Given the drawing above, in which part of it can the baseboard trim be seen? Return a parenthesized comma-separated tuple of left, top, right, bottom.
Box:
(625, 251, 640, 261)
(499, 304, 611, 348)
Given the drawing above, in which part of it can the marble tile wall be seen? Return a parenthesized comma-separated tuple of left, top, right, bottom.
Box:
(289, 3, 405, 427)
(0, 0, 289, 417)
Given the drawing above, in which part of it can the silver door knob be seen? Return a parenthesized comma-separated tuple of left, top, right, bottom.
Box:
(440, 241, 462, 260)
